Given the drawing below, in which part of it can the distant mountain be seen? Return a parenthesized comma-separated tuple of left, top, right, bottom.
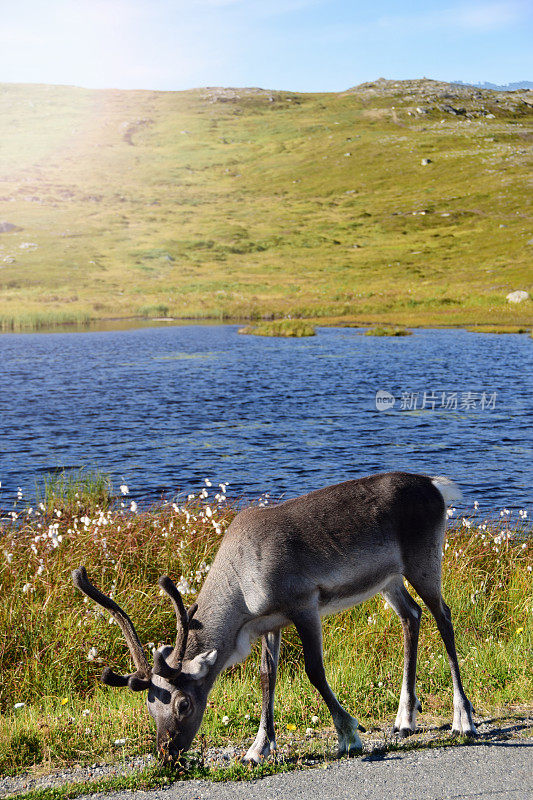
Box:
(452, 80, 533, 91)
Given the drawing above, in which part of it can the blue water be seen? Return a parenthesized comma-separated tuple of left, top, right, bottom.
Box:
(0, 325, 531, 512)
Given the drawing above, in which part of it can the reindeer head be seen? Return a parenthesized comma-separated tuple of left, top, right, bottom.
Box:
(72, 567, 217, 760)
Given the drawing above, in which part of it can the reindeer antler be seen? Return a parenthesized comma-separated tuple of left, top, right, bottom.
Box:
(72, 567, 151, 691)
(158, 575, 198, 668)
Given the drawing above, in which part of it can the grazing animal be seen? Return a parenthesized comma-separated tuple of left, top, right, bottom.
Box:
(72, 471, 476, 762)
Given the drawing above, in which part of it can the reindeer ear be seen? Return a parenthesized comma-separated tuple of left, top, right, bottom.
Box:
(184, 649, 217, 680)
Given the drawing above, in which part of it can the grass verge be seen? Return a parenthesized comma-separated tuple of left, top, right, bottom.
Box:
(4, 757, 295, 800)
(1, 475, 531, 777)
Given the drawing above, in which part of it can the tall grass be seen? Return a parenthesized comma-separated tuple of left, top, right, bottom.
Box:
(0, 312, 92, 332)
(364, 327, 412, 337)
(35, 469, 113, 517)
(1, 484, 531, 775)
(238, 320, 316, 337)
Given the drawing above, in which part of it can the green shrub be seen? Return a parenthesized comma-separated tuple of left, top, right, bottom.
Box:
(365, 327, 412, 337)
(239, 320, 316, 337)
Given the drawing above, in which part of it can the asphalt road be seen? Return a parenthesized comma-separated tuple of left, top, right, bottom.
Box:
(84, 739, 533, 800)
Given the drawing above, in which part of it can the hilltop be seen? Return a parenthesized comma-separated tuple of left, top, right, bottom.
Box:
(0, 78, 531, 330)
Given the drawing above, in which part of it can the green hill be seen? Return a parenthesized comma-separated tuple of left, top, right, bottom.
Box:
(0, 78, 531, 330)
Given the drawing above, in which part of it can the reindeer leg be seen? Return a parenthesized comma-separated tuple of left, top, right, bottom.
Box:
(423, 594, 477, 736)
(381, 578, 422, 736)
(243, 630, 281, 763)
(290, 604, 362, 757)
(405, 570, 477, 737)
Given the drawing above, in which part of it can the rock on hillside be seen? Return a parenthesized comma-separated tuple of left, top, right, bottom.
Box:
(0, 221, 20, 233)
(341, 78, 533, 119)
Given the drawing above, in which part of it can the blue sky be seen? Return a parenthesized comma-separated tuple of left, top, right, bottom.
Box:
(0, 0, 531, 91)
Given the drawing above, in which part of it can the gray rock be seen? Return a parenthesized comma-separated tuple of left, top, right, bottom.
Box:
(506, 290, 529, 303)
(0, 221, 19, 233)
(439, 104, 465, 115)
(421, 158, 432, 165)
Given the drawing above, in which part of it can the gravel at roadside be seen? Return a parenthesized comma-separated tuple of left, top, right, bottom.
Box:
(1, 712, 531, 798)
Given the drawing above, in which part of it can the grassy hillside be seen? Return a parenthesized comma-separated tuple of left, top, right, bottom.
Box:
(0, 78, 531, 330)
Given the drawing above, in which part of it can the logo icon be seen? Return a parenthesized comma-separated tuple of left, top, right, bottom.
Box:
(375, 390, 395, 412)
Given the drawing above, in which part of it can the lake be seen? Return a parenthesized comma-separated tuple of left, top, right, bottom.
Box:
(0, 325, 531, 513)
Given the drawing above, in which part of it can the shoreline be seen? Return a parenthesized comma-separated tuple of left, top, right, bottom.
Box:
(0, 314, 531, 336)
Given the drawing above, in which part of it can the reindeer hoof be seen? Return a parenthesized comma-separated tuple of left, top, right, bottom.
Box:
(392, 725, 415, 739)
(242, 752, 263, 765)
(451, 727, 478, 739)
(452, 703, 477, 737)
(337, 724, 363, 757)
(399, 727, 415, 739)
(337, 743, 363, 758)
(243, 739, 276, 764)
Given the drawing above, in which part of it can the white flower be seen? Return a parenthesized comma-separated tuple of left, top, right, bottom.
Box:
(114, 738, 126, 746)
(120, 484, 129, 495)
(244, 714, 250, 721)
(311, 715, 319, 724)
(22, 583, 32, 594)
(462, 518, 471, 528)
(14, 702, 26, 709)
(130, 501, 137, 512)
(204, 479, 212, 487)
(306, 727, 314, 736)
(87, 647, 98, 661)
(82, 709, 91, 717)
(222, 715, 229, 725)
(205, 506, 212, 518)
(177, 578, 191, 594)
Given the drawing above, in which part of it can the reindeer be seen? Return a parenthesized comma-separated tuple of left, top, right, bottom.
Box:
(72, 471, 476, 762)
